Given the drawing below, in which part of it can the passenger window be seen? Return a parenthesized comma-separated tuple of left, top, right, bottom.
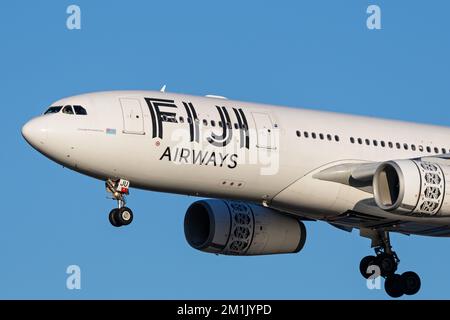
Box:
(357, 138, 362, 144)
(312, 132, 317, 139)
(381, 141, 385, 147)
(403, 143, 408, 150)
(365, 139, 370, 145)
(218, 121, 222, 127)
(426, 146, 431, 153)
(388, 142, 393, 148)
(234, 123, 239, 129)
(419, 145, 424, 152)
(62, 105, 74, 115)
(442, 148, 446, 154)
(203, 119, 208, 126)
(296, 130, 301, 137)
(396, 142, 401, 149)
(350, 137, 355, 143)
(327, 134, 332, 141)
(434, 147, 439, 153)
(179, 116, 184, 123)
(210, 120, 215, 127)
(334, 135, 339, 142)
(73, 105, 87, 115)
(319, 133, 324, 140)
(411, 145, 416, 151)
(304, 131, 309, 138)
(373, 140, 378, 147)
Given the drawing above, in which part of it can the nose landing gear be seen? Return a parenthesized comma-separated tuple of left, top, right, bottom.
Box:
(359, 231, 421, 298)
(106, 179, 134, 227)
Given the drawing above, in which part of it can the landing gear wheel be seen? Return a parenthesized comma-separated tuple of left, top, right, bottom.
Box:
(359, 255, 377, 279)
(117, 207, 133, 226)
(385, 274, 404, 298)
(376, 253, 397, 277)
(401, 271, 421, 296)
(106, 179, 134, 227)
(109, 209, 121, 227)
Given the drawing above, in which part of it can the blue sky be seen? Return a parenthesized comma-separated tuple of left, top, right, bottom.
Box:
(1, 0, 450, 299)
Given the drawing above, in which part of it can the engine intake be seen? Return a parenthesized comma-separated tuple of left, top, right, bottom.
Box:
(373, 159, 450, 215)
(184, 200, 306, 255)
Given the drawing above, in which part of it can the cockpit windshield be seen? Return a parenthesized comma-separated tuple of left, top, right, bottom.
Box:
(73, 105, 88, 115)
(44, 106, 62, 114)
(43, 105, 88, 115)
(62, 105, 74, 114)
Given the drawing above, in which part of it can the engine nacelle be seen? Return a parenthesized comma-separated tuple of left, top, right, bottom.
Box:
(184, 200, 306, 255)
(373, 159, 450, 216)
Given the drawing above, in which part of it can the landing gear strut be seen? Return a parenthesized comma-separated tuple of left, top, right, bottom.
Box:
(106, 179, 134, 227)
(359, 231, 421, 298)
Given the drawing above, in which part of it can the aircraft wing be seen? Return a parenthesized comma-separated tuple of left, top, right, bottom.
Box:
(313, 154, 450, 192)
(305, 154, 450, 237)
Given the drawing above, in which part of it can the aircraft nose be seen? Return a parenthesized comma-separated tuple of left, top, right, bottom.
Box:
(21, 117, 48, 149)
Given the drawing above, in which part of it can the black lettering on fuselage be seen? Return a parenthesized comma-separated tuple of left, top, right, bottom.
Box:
(228, 154, 238, 169)
(158, 147, 238, 169)
(183, 101, 199, 143)
(145, 98, 178, 139)
(192, 149, 209, 165)
(207, 106, 233, 147)
(233, 108, 250, 149)
(159, 147, 172, 161)
(219, 153, 229, 167)
(145, 98, 250, 151)
(207, 152, 217, 166)
(179, 148, 190, 163)
(146, 97, 252, 170)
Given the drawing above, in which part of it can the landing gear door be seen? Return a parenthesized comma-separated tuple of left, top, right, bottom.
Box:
(252, 112, 276, 149)
(120, 98, 145, 135)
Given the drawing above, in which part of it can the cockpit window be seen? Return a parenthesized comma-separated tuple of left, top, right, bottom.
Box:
(43, 104, 87, 115)
(62, 105, 74, 114)
(44, 106, 62, 114)
(73, 105, 88, 115)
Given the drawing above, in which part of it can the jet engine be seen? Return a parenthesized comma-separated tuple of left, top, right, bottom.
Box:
(373, 159, 450, 216)
(184, 199, 306, 255)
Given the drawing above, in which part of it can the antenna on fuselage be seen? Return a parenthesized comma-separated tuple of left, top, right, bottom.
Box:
(160, 84, 166, 92)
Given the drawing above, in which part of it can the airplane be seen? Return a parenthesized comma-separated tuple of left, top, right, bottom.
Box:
(21, 89, 450, 298)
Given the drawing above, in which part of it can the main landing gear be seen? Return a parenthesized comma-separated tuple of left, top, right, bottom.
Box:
(106, 179, 134, 227)
(359, 231, 421, 298)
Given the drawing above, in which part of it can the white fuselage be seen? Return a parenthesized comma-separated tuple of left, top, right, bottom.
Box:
(22, 91, 450, 227)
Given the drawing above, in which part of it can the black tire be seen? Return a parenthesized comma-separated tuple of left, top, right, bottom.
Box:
(116, 207, 133, 226)
(401, 271, 421, 296)
(360, 255, 377, 279)
(376, 253, 397, 277)
(385, 274, 404, 298)
(109, 208, 121, 227)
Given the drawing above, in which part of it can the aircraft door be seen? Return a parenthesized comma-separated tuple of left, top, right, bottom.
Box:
(120, 98, 145, 135)
(252, 112, 276, 149)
